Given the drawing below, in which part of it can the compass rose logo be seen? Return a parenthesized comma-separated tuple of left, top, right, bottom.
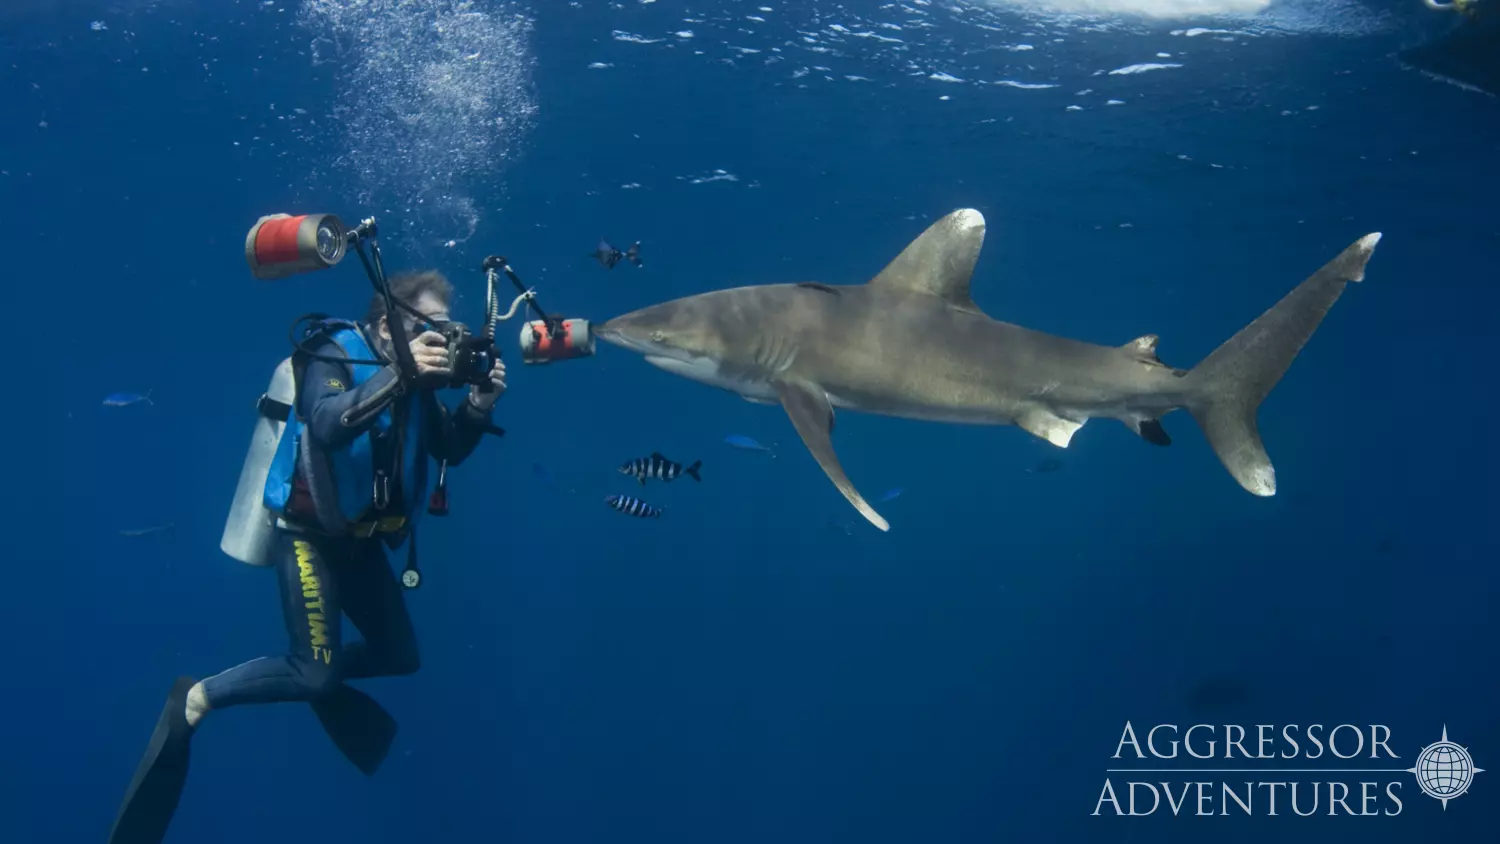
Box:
(1406, 726, 1484, 809)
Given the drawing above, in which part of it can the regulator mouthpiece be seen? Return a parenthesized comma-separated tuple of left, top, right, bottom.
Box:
(246, 213, 349, 280)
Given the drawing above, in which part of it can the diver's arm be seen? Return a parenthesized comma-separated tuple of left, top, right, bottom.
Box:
(300, 343, 405, 450)
(426, 394, 494, 467)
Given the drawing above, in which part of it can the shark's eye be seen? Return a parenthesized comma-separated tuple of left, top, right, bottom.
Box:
(651, 330, 667, 342)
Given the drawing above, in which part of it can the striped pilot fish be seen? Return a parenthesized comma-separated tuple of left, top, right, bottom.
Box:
(605, 494, 663, 519)
(618, 451, 702, 486)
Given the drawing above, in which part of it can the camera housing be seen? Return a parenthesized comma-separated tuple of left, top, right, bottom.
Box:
(431, 320, 499, 389)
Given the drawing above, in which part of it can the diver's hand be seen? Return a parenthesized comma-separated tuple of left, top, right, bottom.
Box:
(468, 359, 507, 411)
(409, 331, 451, 384)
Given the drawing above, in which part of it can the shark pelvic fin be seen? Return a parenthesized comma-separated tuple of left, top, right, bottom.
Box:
(773, 379, 890, 532)
(868, 208, 987, 315)
(1017, 406, 1084, 448)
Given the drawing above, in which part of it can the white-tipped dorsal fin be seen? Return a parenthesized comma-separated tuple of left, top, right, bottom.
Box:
(1120, 333, 1185, 374)
(868, 208, 987, 315)
(1123, 334, 1158, 357)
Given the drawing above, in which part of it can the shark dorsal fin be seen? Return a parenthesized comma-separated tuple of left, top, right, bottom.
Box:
(1123, 334, 1160, 361)
(1121, 334, 1187, 375)
(868, 208, 987, 315)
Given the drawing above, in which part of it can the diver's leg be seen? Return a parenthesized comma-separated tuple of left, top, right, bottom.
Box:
(331, 537, 421, 680)
(193, 531, 345, 717)
(107, 535, 342, 843)
(299, 537, 406, 774)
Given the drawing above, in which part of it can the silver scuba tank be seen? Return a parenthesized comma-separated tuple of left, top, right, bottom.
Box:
(219, 357, 295, 566)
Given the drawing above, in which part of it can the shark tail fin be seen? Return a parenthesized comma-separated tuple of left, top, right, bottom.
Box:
(1183, 233, 1381, 496)
(685, 460, 701, 481)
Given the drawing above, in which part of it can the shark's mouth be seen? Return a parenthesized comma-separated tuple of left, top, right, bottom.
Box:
(596, 324, 697, 365)
(645, 353, 717, 376)
(593, 325, 661, 357)
(596, 323, 771, 398)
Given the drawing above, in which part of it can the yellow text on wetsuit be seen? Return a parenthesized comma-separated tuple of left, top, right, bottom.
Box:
(295, 540, 332, 664)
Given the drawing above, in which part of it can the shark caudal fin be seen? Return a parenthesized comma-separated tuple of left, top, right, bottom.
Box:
(1183, 233, 1381, 496)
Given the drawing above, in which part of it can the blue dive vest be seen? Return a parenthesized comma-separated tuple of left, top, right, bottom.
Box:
(262, 320, 430, 532)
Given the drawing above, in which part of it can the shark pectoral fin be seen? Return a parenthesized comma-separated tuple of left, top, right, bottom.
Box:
(868, 208, 988, 316)
(1017, 407, 1084, 448)
(772, 380, 890, 532)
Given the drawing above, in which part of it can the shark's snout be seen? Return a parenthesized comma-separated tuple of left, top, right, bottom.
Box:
(594, 308, 695, 361)
(593, 319, 656, 355)
(593, 321, 623, 344)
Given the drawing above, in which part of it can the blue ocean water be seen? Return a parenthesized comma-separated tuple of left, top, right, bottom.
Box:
(2, 0, 1496, 842)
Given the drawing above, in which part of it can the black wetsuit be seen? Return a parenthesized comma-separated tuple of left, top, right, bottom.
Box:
(200, 332, 494, 709)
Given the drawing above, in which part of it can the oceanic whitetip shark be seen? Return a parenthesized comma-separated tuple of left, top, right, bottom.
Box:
(595, 209, 1381, 531)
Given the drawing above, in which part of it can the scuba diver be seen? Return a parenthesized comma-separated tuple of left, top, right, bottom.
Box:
(108, 268, 507, 844)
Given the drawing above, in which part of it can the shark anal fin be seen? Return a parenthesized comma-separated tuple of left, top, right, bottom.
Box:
(1017, 407, 1084, 448)
(869, 208, 987, 315)
(772, 379, 889, 532)
(1125, 416, 1172, 446)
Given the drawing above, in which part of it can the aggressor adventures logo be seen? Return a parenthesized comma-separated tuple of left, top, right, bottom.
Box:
(1093, 722, 1483, 817)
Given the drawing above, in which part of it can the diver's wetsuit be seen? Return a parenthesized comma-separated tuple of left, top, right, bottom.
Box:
(200, 333, 493, 709)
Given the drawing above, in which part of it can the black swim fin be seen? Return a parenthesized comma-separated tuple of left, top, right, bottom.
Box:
(108, 676, 197, 844)
(310, 683, 398, 776)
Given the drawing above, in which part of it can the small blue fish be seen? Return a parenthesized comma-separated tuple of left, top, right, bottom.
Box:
(103, 390, 153, 407)
(876, 487, 904, 503)
(724, 434, 775, 457)
(120, 522, 173, 538)
(605, 493, 662, 519)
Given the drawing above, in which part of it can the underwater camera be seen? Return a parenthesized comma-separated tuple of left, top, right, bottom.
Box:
(429, 319, 500, 389)
(243, 212, 598, 368)
(226, 211, 596, 583)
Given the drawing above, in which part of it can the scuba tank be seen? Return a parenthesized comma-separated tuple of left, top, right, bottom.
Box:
(219, 357, 295, 566)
